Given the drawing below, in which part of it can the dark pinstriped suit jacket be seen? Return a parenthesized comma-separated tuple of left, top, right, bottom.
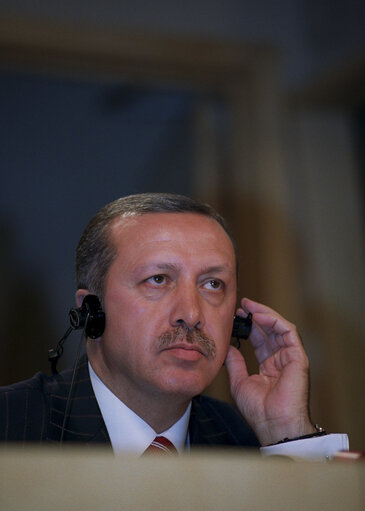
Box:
(0, 355, 259, 449)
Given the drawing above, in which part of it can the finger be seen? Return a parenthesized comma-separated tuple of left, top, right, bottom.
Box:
(251, 312, 301, 347)
(254, 340, 280, 364)
(238, 301, 301, 347)
(239, 297, 278, 316)
(225, 345, 249, 391)
(237, 298, 292, 340)
(235, 309, 286, 350)
(234, 311, 282, 362)
(237, 299, 306, 365)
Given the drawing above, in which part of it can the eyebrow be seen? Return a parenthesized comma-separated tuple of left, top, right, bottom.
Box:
(199, 265, 232, 275)
(136, 263, 233, 275)
(135, 262, 179, 274)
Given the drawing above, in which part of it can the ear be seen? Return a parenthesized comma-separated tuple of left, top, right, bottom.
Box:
(75, 289, 91, 308)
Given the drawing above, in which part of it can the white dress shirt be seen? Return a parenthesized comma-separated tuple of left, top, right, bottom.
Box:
(89, 363, 348, 460)
(89, 363, 190, 456)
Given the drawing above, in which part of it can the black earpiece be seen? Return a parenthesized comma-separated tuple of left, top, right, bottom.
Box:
(69, 295, 105, 339)
(232, 313, 252, 348)
(48, 295, 105, 375)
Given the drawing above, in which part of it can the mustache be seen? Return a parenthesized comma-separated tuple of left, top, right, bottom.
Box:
(157, 326, 216, 360)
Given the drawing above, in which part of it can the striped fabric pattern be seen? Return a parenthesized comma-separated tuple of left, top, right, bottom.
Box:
(143, 436, 178, 456)
(0, 354, 260, 449)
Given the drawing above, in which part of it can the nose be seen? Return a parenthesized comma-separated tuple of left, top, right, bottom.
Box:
(169, 281, 204, 330)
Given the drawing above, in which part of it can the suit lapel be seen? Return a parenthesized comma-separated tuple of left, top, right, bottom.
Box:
(189, 396, 233, 448)
(189, 395, 259, 449)
(47, 355, 111, 446)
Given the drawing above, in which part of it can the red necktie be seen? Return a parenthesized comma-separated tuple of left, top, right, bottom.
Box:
(143, 436, 178, 456)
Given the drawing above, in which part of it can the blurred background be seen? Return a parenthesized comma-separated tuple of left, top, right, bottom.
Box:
(0, 1, 364, 449)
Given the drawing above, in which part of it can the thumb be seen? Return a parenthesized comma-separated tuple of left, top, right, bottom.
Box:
(225, 345, 249, 393)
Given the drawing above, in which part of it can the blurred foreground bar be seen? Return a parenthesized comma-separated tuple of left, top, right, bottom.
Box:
(0, 447, 363, 510)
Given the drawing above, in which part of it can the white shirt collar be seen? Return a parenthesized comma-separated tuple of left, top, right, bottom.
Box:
(88, 362, 191, 456)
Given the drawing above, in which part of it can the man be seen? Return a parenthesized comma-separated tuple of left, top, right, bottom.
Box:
(0, 193, 348, 458)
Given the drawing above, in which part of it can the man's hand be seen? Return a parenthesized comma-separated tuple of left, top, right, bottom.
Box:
(225, 298, 316, 446)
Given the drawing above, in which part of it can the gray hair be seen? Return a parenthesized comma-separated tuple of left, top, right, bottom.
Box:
(76, 193, 236, 297)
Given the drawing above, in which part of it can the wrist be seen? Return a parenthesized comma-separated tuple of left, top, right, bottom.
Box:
(267, 424, 327, 446)
(256, 418, 317, 447)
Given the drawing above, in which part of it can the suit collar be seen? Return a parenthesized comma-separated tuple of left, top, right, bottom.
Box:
(47, 355, 110, 445)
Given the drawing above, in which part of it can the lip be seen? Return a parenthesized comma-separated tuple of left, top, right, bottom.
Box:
(161, 343, 205, 361)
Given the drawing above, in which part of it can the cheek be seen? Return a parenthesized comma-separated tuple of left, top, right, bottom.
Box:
(104, 293, 167, 348)
(105, 290, 144, 324)
(208, 313, 234, 358)
(207, 305, 235, 338)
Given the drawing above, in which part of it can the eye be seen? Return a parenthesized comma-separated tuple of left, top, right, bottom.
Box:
(147, 274, 167, 285)
(204, 279, 223, 291)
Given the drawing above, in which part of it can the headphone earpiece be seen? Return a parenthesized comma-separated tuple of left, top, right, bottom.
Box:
(69, 295, 105, 338)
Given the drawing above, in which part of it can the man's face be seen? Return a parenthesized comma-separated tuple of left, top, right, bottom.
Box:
(89, 212, 237, 404)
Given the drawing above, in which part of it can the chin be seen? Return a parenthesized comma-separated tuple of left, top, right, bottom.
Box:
(157, 369, 215, 399)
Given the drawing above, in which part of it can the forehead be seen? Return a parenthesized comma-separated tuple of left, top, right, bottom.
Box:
(109, 212, 236, 269)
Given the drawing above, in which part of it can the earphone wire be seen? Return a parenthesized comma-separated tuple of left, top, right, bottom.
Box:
(48, 326, 73, 375)
(59, 315, 89, 445)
